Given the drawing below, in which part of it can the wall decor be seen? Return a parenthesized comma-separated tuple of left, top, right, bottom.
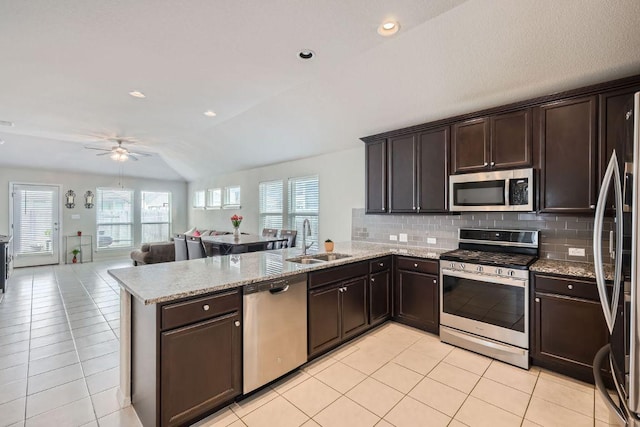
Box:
(65, 190, 76, 209)
(84, 190, 94, 209)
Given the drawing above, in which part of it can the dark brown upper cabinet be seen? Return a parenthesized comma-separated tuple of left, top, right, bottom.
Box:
(365, 139, 387, 213)
(539, 96, 598, 214)
(451, 109, 531, 174)
(386, 127, 450, 214)
(598, 86, 639, 211)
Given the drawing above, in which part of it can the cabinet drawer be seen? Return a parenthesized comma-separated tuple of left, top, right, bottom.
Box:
(534, 274, 600, 301)
(309, 261, 368, 289)
(395, 257, 438, 275)
(161, 290, 240, 330)
(370, 257, 392, 273)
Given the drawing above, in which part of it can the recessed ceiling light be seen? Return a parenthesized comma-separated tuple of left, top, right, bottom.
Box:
(298, 49, 315, 60)
(377, 20, 400, 36)
(203, 110, 217, 117)
(128, 90, 146, 98)
(0, 120, 14, 127)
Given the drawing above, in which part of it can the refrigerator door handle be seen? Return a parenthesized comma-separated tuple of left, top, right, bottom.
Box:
(593, 151, 623, 333)
(593, 344, 627, 424)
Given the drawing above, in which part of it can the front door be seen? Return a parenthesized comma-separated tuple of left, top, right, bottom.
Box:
(11, 183, 61, 267)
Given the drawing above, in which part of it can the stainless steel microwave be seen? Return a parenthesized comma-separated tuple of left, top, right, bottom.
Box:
(449, 168, 534, 212)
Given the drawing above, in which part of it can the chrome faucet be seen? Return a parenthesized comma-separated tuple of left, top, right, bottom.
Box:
(302, 219, 313, 256)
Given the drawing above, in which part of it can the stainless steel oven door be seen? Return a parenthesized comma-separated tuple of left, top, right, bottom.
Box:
(440, 267, 529, 349)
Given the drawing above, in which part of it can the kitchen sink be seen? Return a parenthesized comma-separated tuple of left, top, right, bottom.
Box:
(286, 253, 352, 264)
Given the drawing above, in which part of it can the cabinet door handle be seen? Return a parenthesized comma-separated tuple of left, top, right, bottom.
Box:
(234, 320, 240, 327)
(371, 278, 375, 282)
(490, 161, 495, 167)
(567, 284, 573, 290)
(203, 304, 210, 311)
(535, 298, 540, 303)
(590, 205, 596, 209)
(483, 162, 488, 167)
(343, 287, 348, 292)
(379, 262, 384, 267)
(414, 263, 418, 268)
(433, 279, 437, 284)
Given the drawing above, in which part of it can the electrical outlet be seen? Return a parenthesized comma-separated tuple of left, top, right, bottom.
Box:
(399, 233, 408, 242)
(568, 247, 586, 257)
(427, 237, 437, 244)
(389, 235, 398, 241)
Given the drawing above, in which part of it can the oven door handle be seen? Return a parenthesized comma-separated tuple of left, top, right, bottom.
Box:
(440, 268, 527, 288)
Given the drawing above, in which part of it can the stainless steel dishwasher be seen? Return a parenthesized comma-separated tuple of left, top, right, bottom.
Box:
(243, 273, 307, 393)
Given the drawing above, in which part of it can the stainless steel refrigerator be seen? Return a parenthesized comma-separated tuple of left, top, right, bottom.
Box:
(593, 91, 640, 426)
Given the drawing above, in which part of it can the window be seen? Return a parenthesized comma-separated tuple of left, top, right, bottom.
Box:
(207, 188, 222, 209)
(141, 191, 171, 243)
(259, 180, 283, 231)
(193, 190, 205, 208)
(288, 176, 319, 249)
(224, 186, 241, 208)
(96, 188, 134, 249)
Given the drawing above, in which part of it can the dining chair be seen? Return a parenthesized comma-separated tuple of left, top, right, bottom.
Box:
(174, 234, 188, 261)
(186, 236, 207, 259)
(262, 228, 278, 237)
(278, 230, 297, 248)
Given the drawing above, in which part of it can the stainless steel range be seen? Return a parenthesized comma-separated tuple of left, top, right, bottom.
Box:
(439, 228, 539, 369)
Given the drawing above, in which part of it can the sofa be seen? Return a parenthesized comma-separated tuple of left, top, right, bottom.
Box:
(130, 241, 176, 266)
(130, 230, 232, 265)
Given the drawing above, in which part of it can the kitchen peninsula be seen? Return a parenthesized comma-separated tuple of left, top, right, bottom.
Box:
(109, 241, 443, 427)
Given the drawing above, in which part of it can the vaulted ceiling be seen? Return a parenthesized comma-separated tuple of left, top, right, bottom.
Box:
(1, 0, 639, 181)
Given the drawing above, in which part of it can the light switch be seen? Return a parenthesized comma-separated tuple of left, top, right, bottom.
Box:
(399, 233, 408, 242)
(71, 214, 80, 220)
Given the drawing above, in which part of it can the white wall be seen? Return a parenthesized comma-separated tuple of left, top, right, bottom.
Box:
(188, 146, 365, 243)
(0, 166, 188, 261)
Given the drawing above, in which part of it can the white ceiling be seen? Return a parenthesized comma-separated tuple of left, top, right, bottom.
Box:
(1, 0, 640, 182)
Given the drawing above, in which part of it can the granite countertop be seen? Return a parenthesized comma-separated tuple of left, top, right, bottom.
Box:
(109, 241, 446, 305)
(530, 259, 615, 281)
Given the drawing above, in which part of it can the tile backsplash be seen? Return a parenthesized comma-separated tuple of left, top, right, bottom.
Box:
(351, 209, 613, 263)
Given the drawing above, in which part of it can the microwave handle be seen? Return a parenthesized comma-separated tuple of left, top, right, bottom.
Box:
(504, 179, 510, 207)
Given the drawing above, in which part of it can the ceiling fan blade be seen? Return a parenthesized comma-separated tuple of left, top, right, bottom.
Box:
(96, 152, 112, 156)
(128, 154, 139, 161)
(84, 146, 111, 152)
(127, 151, 151, 157)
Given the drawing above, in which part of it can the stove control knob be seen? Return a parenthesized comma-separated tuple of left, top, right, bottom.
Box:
(476, 266, 483, 272)
(459, 263, 465, 270)
(496, 268, 503, 275)
(508, 270, 515, 277)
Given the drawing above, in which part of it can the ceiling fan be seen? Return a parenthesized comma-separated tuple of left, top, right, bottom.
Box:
(84, 138, 152, 162)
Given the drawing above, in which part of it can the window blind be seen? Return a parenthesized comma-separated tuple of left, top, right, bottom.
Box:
(96, 188, 133, 249)
(207, 188, 222, 208)
(224, 186, 241, 208)
(141, 191, 171, 243)
(15, 190, 54, 255)
(193, 190, 205, 208)
(288, 176, 319, 249)
(259, 180, 284, 231)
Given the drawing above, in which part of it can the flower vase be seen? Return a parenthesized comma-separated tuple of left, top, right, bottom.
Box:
(233, 226, 240, 239)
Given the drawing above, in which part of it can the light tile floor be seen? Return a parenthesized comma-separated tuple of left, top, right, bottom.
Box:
(197, 325, 623, 427)
(0, 261, 624, 427)
(0, 259, 139, 427)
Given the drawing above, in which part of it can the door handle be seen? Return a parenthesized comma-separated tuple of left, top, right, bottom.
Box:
(269, 284, 290, 294)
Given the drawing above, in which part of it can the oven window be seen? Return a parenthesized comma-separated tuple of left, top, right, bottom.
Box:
(442, 275, 525, 332)
(453, 180, 505, 206)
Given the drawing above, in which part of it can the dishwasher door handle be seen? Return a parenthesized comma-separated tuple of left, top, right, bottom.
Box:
(269, 284, 290, 294)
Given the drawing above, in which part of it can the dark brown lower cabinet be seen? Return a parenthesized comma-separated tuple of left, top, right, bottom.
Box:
(132, 289, 242, 427)
(393, 257, 439, 334)
(308, 275, 368, 358)
(369, 269, 391, 326)
(531, 273, 610, 384)
(161, 312, 241, 427)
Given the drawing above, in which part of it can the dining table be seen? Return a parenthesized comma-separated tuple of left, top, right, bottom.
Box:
(201, 234, 288, 255)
